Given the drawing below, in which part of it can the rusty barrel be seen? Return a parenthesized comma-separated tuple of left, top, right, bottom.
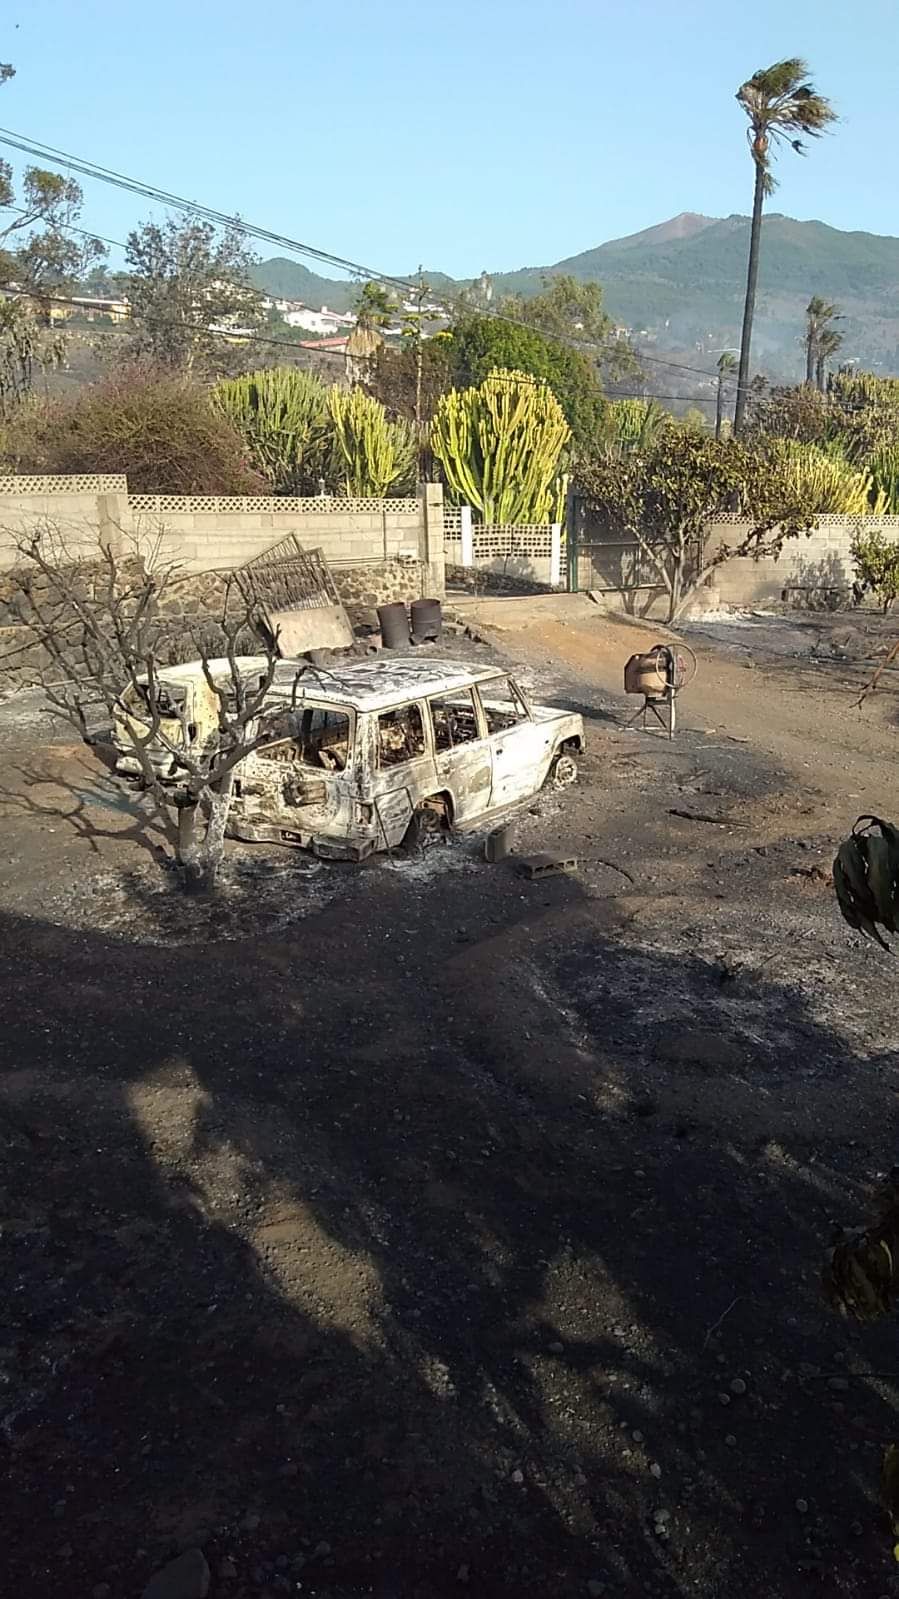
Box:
(410, 597, 442, 642)
(378, 602, 411, 649)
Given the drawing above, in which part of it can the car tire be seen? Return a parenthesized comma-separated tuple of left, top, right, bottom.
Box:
(548, 751, 578, 790)
(402, 797, 449, 854)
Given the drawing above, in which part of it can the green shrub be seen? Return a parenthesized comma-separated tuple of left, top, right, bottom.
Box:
(851, 525, 899, 610)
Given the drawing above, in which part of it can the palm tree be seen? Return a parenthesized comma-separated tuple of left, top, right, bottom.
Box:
(805, 295, 840, 385)
(733, 60, 836, 433)
(816, 326, 844, 392)
(715, 351, 738, 439)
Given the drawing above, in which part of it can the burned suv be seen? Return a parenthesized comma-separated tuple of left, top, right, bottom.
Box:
(115, 657, 584, 861)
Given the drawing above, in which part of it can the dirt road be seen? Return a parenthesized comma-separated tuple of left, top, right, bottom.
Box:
(1, 612, 898, 1599)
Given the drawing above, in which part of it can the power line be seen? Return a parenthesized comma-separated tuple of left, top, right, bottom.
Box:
(0, 126, 419, 295)
(0, 125, 737, 386)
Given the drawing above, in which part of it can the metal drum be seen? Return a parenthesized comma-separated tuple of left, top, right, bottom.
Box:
(377, 602, 411, 649)
(410, 597, 442, 642)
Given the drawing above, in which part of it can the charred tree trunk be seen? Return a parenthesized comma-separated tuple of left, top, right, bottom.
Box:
(177, 774, 235, 895)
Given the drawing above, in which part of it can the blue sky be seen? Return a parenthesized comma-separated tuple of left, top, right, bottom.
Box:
(1, 0, 896, 281)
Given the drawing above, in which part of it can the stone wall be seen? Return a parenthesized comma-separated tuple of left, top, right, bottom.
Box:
(0, 553, 441, 689)
(332, 557, 430, 617)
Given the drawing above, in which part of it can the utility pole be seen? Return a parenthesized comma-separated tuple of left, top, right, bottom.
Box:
(413, 264, 426, 433)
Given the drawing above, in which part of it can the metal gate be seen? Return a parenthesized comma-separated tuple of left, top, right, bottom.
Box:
(566, 495, 700, 600)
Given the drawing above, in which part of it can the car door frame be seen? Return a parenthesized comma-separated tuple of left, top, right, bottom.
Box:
(424, 685, 493, 824)
(368, 697, 437, 844)
(475, 675, 554, 809)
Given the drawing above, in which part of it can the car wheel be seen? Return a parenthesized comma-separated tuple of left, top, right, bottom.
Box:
(402, 797, 449, 854)
(548, 751, 578, 790)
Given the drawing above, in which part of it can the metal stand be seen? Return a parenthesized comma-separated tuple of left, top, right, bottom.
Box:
(624, 686, 676, 739)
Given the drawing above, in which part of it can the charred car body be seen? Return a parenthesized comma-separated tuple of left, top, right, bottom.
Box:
(114, 657, 584, 861)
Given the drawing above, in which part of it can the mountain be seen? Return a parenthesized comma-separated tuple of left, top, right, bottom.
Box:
(250, 213, 899, 377)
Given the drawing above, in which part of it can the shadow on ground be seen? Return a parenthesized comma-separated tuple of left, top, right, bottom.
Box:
(2, 854, 898, 1599)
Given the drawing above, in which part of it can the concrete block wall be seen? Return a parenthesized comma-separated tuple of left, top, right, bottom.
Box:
(0, 478, 131, 568)
(131, 504, 429, 576)
(0, 479, 446, 600)
(697, 515, 899, 611)
(577, 515, 899, 617)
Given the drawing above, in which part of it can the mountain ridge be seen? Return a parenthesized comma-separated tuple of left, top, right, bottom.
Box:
(250, 212, 899, 377)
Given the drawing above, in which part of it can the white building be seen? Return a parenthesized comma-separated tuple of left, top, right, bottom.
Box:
(282, 304, 355, 335)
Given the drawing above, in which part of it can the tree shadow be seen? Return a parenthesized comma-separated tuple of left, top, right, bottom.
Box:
(0, 750, 173, 862)
(1, 861, 898, 1597)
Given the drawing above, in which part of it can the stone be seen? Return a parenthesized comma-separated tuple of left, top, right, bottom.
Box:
(828, 1377, 849, 1392)
(548, 1341, 564, 1355)
(511, 1468, 524, 1484)
(795, 1498, 809, 1515)
(142, 1549, 211, 1599)
(730, 1377, 747, 1396)
(457, 1564, 470, 1583)
(650, 1461, 662, 1478)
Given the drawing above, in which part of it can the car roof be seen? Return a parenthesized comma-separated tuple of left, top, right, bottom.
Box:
(269, 657, 508, 711)
(148, 656, 510, 712)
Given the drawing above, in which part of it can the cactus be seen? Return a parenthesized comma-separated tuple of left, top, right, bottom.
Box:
(430, 368, 570, 523)
(601, 398, 670, 454)
(327, 386, 417, 497)
(869, 445, 899, 514)
(213, 367, 332, 495)
(777, 440, 884, 514)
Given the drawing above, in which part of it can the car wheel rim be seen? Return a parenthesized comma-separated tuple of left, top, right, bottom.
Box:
(552, 754, 578, 789)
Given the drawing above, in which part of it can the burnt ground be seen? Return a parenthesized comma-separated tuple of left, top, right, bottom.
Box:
(1, 604, 899, 1599)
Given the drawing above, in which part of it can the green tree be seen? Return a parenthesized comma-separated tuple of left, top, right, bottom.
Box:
(353, 280, 397, 332)
(804, 296, 840, 386)
(445, 313, 604, 451)
(576, 431, 815, 620)
(0, 63, 105, 415)
(431, 368, 570, 524)
(816, 326, 844, 392)
(501, 274, 639, 382)
(124, 217, 263, 377)
(213, 367, 333, 495)
(734, 59, 836, 433)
